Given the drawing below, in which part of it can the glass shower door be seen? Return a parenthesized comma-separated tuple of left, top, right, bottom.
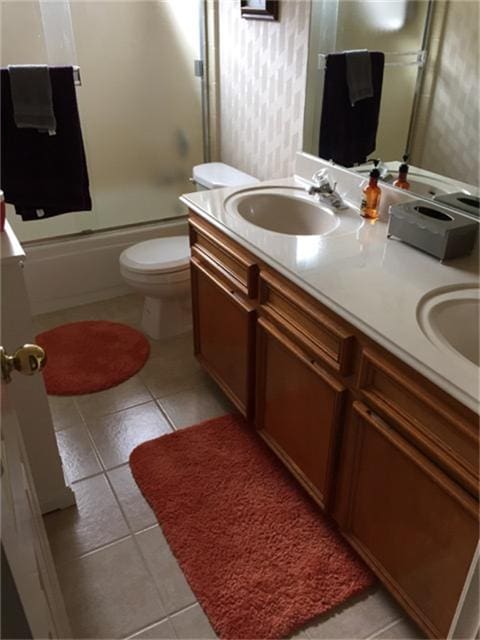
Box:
(1, 0, 205, 242)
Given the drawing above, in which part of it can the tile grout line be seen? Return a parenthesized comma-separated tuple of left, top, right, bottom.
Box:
(55, 438, 179, 633)
(77, 386, 162, 474)
(57, 533, 133, 566)
(43, 315, 211, 637)
(124, 599, 210, 640)
(48, 369, 180, 623)
(154, 398, 179, 432)
(76, 397, 157, 423)
(97, 440, 180, 623)
(128, 529, 195, 637)
(124, 617, 178, 640)
(366, 616, 403, 639)
(85, 380, 210, 635)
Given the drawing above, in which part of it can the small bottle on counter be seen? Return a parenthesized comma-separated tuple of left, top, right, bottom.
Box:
(393, 154, 411, 190)
(360, 159, 381, 220)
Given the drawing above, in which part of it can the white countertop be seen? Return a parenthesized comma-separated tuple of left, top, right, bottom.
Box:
(181, 154, 479, 414)
(1, 221, 25, 264)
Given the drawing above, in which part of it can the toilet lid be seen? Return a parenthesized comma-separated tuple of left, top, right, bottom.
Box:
(120, 236, 190, 274)
(193, 163, 259, 189)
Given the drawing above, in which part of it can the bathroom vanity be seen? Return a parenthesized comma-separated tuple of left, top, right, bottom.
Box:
(181, 154, 479, 639)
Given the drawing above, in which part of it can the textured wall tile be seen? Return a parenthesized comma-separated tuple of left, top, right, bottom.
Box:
(218, 0, 311, 180)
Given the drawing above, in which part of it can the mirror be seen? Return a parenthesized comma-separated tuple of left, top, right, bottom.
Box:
(303, 0, 479, 197)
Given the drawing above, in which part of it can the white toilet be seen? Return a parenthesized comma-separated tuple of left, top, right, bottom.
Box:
(119, 163, 258, 340)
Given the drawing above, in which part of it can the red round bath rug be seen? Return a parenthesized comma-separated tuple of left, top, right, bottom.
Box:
(36, 320, 150, 395)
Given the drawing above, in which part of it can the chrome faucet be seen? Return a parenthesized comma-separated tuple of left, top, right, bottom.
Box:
(307, 169, 347, 210)
(376, 159, 393, 182)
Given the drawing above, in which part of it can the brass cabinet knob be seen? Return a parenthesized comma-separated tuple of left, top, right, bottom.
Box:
(1, 344, 47, 383)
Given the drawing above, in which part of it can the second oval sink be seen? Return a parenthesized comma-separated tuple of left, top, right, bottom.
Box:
(417, 286, 480, 367)
(227, 191, 340, 236)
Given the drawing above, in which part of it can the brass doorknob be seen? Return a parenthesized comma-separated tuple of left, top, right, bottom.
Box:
(0, 344, 47, 383)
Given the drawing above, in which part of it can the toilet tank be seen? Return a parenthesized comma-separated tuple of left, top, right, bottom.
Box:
(192, 163, 259, 191)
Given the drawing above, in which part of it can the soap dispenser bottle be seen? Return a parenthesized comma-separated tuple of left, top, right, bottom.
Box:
(360, 159, 381, 220)
(393, 154, 410, 190)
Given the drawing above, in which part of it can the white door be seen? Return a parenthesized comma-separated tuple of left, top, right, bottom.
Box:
(1, 344, 71, 639)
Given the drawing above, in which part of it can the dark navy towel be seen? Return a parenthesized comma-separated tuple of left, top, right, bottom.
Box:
(1, 66, 91, 220)
(319, 52, 385, 168)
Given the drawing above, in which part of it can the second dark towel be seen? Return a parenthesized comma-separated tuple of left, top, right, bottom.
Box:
(1, 66, 92, 220)
(319, 52, 385, 168)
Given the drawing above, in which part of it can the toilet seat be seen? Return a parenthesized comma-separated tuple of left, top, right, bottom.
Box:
(120, 236, 190, 274)
(120, 266, 190, 286)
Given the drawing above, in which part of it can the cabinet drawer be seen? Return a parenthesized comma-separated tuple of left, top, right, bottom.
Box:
(189, 214, 258, 298)
(342, 402, 478, 639)
(357, 349, 479, 495)
(259, 270, 355, 376)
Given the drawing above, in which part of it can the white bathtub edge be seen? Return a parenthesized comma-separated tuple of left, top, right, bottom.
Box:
(24, 218, 188, 314)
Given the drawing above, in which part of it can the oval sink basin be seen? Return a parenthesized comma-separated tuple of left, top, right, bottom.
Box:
(417, 286, 480, 366)
(225, 190, 339, 236)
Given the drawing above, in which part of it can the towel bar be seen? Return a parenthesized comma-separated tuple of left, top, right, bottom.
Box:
(317, 50, 426, 72)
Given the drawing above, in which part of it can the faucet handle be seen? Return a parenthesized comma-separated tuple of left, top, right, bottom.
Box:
(311, 168, 330, 186)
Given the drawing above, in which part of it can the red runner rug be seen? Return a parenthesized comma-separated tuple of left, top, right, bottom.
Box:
(37, 320, 149, 395)
(130, 414, 374, 639)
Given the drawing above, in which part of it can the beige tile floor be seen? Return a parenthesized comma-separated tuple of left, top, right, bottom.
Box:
(39, 294, 424, 640)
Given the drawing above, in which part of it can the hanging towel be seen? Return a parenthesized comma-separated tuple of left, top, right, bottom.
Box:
(319, 51, 385, 168)
(345, 50, 373, 106)
(8, 65, 57, 133)
(1, 66, 92, 220)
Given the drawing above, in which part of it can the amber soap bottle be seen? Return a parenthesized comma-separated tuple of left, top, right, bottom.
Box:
(393, 154, 411, 190)
(360, 160, 381, 219)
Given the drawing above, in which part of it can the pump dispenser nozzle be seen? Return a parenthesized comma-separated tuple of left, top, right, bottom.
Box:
(394, 153, 410, 190)
(370, 159, 380, 179)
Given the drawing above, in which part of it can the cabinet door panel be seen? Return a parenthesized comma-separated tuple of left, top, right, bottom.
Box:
(191, 257, 255, 418)
(342, 402, 479, 639)
(256, 317, 346, 508)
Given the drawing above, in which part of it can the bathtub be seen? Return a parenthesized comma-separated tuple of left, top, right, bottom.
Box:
(23, 216, 189, 314)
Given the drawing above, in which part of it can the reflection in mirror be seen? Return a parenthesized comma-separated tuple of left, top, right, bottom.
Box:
(303, 0, 479, 196)
(354, 160, 479, 201)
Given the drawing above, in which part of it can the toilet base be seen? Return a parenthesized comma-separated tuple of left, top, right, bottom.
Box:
(141, 295, 192, 340)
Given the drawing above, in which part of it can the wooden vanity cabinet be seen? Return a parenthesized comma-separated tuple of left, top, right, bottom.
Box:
(188, 212, 479, 639)
(255, 316, 347, 509)
(357, 348, 479, 497)
(338, 401, 479, 639)
(254, 270, 355, 509)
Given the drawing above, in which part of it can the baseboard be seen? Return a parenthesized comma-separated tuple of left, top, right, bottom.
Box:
(39, 486, 76, 514)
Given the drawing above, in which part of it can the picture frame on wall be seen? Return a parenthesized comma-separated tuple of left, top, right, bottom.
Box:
(240, 0, 279, 21)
